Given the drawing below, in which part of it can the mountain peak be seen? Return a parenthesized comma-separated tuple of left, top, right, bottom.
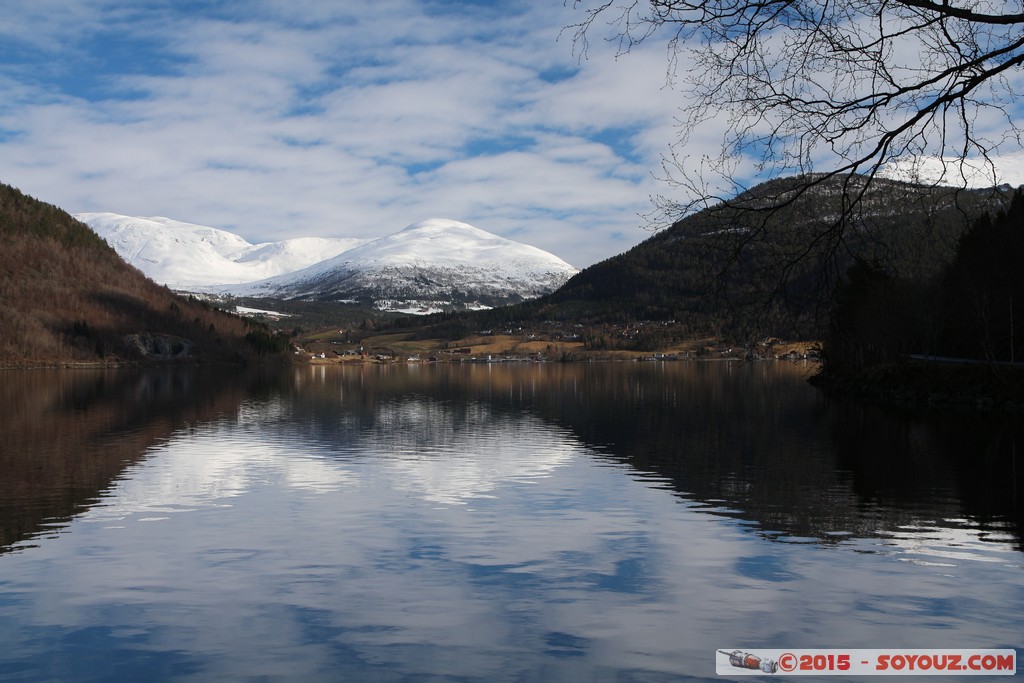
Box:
(224, 218, 579, 310)
(78, 213, 579, 313)
(399, 218, 477, 233)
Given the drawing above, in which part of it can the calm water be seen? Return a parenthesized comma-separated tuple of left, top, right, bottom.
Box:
(0, 362, 1021, 681)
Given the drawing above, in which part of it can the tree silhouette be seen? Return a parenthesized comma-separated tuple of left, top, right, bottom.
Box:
(570, 0, 1023, 218)
(940, 189, 1024, 362)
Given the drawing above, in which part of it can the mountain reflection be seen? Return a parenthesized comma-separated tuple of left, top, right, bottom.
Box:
(2, 362, 1020, 556)
(283, 363, 1023, 549)
(0, 368, 269, 553)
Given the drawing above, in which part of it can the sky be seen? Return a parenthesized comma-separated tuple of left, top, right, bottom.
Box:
(0, 0, 691, 269)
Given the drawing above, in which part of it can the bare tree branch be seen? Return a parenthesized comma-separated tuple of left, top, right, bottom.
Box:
(569, 0, 1024, 216)
(568, 0, 1024, 334)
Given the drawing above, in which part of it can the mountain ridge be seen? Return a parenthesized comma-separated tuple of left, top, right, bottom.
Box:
(78, 214, 580, 313)
(540, 175, 1014, 333)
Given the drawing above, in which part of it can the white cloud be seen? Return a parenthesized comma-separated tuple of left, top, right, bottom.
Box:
(0, 0, 689, 267)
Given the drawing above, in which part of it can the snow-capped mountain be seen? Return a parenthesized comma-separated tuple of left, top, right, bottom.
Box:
(77, 213, 579, 312)
(78, 213, 365, 289)
(214, 219, 580, 311)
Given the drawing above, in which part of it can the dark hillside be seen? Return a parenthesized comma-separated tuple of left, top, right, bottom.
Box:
(538, 175, 1012, 338)
(0, 182, 283, 365)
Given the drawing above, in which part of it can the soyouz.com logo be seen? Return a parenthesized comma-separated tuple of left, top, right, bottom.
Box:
(716, 649, 1017, 676)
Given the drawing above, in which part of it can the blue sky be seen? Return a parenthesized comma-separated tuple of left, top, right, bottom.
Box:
(0, 0, 687, 268)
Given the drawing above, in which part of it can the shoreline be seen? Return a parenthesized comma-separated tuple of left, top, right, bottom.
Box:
(0, 354, 814, 371)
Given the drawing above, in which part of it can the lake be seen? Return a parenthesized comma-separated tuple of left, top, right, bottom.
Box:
(0, 362, 1021, 681)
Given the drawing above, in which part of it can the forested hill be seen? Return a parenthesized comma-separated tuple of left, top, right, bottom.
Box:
(531, 174, 1014, 339)
(0, 182, 285, 365)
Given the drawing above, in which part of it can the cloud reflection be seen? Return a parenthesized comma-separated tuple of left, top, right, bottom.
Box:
(1, 366, 1022, 682)
(83, 394, 581, 527)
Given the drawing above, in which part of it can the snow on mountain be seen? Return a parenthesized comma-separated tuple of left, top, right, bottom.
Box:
(76, 213, 364, 288)
(77, 213, 579, 312)
(216, 218, 580, 310)
(879, 151, 1024, 188)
